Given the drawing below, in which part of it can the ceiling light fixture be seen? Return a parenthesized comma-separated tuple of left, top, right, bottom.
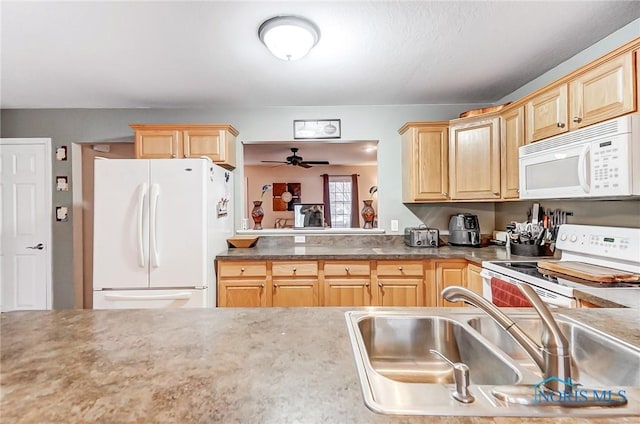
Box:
(258, 16, 320, 61)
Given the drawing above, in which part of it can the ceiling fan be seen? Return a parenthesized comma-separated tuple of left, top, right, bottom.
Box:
(261, 147, 329, 168)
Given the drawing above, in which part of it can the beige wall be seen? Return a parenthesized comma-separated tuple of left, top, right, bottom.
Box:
(244, 164, 377, 229)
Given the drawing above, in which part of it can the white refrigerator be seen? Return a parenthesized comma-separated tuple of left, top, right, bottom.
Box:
(92, 159, 233, 309)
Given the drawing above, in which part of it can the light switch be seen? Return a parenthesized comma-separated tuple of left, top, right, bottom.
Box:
(391, 220, 399, 232)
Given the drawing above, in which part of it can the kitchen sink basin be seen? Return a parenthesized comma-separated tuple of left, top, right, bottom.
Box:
(356, 315, 519, 385)
(467, 315, 640, 387)
(345, 310, 640, 417)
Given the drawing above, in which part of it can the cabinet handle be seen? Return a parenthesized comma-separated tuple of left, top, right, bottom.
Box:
(183, 154, 187, 158)
(240, 267, 245, 273)
(493, 191, 500, 196)
(443, 192, 449, 197)
(573, 116, 582, 123)
(378, 281, 383, 287)
(345, 266, 350, 273)
(260, 283, 265, 289)
(398, 266, 403, 271)
(273, 283, 278, 288)
(557, 122, 566, 128)
(365, 282, 370, 287)
(171, 154, 176, 158)
(292, 267, 297, 273)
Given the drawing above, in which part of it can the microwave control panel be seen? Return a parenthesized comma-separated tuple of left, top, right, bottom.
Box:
(591, 137, 630, 194)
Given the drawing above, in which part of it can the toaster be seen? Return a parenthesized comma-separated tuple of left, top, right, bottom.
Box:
(404, 226, 440, 247)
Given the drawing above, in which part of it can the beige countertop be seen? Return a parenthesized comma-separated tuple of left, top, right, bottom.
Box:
(1, 307, 639, 423)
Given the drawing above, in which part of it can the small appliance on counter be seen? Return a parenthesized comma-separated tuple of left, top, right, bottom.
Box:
(404, 226, 439, 247)
(448, 213, 481, 247)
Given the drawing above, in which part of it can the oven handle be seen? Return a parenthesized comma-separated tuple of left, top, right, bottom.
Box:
(578, 144, 591, 194)
(480, 269, 576, 308)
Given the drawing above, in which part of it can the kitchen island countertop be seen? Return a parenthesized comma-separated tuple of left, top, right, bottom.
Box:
(2, 307, 639, 423)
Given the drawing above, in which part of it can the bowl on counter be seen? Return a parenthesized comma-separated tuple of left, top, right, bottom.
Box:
(226, 236, 259, 248)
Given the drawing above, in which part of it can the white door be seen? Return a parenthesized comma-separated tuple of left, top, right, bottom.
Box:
(93, 159, 150, 289)
(0, 139, 52, 311)
(149, 159, 207, 288)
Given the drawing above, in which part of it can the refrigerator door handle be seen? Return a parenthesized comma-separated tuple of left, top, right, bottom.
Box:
(104, 292, 192, 301)
(137, 183, 148, 268)
(150, 183, 161, 268)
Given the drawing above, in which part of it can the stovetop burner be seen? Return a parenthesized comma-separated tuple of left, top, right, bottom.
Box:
(493, 262, 640, 289)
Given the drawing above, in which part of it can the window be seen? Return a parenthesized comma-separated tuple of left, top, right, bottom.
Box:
(328, 176, 352, 228)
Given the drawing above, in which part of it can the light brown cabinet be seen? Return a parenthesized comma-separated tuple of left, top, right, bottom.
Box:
(448, 116, 501, 200)
(323, 261, 372, 307)
(399, 122, 449, 202)
(466, 263, 484, 297)
(271, 261, 319, 307)
(217, 261, 268, 307)
(500, 105, 525, 199)
(569, 52, 635, 130)
(131, 124, 239, 169)
(435, 260, 467, 307)
(375, 261, 425, 306)
(525, 84, 569, 143)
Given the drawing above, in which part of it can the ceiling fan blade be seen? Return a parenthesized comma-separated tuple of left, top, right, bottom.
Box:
(298, 162, 312, 169)
(261, 160, 288, 163)
(302, 161, 330, 165)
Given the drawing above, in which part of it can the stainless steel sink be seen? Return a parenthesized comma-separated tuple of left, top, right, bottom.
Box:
(467, 314, 640, 387)
(357, 315, 519, 385)
(345, 310, 640, 417)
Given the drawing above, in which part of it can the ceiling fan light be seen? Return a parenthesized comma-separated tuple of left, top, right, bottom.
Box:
(259, 16, 320, 61)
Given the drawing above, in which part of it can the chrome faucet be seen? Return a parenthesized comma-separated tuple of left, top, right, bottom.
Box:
(442, 284, 572, 394)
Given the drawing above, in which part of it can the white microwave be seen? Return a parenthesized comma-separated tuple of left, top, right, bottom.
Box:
(519, 114, 640, 199)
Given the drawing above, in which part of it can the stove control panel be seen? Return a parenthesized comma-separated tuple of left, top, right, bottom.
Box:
(556, 224, 639, 263)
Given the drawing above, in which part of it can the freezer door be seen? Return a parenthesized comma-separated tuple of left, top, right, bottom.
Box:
(93, 288, 207, 309)
(93, 159, 150, 289)
(149, 159, 208, 287)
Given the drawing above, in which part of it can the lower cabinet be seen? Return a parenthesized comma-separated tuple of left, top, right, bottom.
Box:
(435, 260, 467, 307)
(466, 263, 484, 297)
(217, 258, 473, 308)
(376, 260, 425, 306)
(324, 261, 372, 306)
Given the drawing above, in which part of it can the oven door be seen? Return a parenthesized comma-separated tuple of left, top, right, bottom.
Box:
(480, 269, 577, 308)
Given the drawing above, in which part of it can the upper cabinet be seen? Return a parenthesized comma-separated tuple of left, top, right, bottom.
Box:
(569, 52, 635, 130)
(399, 122, 449, 202)
(500, 105, 525, 199)
(525, 83, 568, 143)
(449, 116, 501, 200)
(131, 124, 239, 170)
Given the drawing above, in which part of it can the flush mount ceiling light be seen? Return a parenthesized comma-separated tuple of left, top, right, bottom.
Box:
(258, 15, 320, 61)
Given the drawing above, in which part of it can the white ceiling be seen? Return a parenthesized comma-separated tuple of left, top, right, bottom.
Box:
(2, 1, 639, 109)
(243, 140, 378, 166)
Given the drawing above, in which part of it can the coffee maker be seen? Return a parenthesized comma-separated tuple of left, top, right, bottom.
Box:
(448, 213, 481, 247)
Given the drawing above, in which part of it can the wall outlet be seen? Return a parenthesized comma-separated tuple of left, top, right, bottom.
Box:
(391, 219, 399, 232)
(294, 235, 306, 244)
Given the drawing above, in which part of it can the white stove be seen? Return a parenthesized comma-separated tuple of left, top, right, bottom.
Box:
(482, 224, 640, 308)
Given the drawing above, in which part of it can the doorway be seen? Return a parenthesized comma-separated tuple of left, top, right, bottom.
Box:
(0, 138, 52, 311)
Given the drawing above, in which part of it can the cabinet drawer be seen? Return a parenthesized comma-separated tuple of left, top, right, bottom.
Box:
(218, 261, 267, 277)
(324, 261, 371, 277)
(377, 261, 424, 277)
(272, 261, 318, 277)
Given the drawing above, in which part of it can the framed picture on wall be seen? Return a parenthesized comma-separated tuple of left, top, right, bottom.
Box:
(293, 119, 341, 139)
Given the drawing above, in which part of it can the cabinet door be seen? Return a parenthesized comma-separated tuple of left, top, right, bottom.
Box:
(134, 130, 181, 159)
(324, 279, 372, 306)
(449, 117, 501, 199)
(436, 261, 467, 307)
(466, 264, 484, 297)
(500, 106, 524, 199)
(525, 84, 568, 143)
(376, 278, 424, 307)
(401, 125, 449, 201)
(569, 53, 635, 130)
(272, 279, 319, 307)
(218, 279, 267, 307)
